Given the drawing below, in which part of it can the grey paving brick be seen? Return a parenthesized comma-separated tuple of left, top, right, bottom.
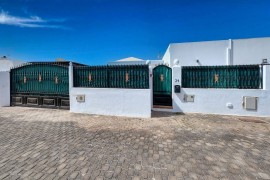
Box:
(0, 107, 269, 179)
(0, 172, 10, 180)
(70, 171, 79, 179)
(33, 172, 45, 179)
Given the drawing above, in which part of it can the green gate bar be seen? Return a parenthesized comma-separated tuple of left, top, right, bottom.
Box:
(73, 65, 149, 89)
(182, 65, 262, 89)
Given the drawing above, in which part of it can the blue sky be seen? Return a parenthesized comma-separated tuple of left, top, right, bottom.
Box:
(1, 0, 270, 65)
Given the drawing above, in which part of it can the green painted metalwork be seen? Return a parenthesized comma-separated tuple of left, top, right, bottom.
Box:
(153, 65, 172, 96)
(11, 63, 69, 95)
(153, 65, 172, 107)
(73, 65, 149, 89)
(182, 65, 262, 89)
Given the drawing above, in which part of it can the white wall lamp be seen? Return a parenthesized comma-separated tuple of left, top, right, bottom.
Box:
(196, 59, 202, 66)
(262, 59, 268, 64)
(173, 59, 179, 66)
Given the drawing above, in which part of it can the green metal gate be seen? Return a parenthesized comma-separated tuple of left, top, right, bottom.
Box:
(10, 62, 70, 109)
(153, 65, 172, 107)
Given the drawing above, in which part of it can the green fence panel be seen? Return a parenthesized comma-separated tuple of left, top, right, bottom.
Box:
(11, 62, 69, 95)
(182, 65, 261, 89)
(73, 65, 149, 89)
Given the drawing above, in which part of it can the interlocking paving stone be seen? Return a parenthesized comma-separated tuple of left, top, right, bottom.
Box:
(33, 172, 45, 179)
(0, 107, 269, 179)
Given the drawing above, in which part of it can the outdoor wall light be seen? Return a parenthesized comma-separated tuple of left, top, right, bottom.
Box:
(262, 59, 268, 64)
(174, 59, 179, 66)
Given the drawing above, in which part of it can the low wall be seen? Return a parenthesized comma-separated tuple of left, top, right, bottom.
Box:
(0, 71, 10, 107)
(70, 88, 151, 118)
(169, 65, 270, 117)
(173, 88, 270, 117)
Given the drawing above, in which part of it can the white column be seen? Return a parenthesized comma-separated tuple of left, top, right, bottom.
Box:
(0, 71, 10, 107)
(172, 64, 182, 112)
(227, 39, 233, 65)
(149, 65, 153, 109)
(263, 65, 270, 90)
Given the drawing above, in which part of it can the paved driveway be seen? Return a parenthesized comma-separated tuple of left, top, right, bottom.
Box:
(0, 107, 269, 180)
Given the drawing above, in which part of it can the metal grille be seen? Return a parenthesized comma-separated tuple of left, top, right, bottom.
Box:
(11, 62, 69, 95)
(182, 65, 262, 89)
(73, 65, 149, 89)
(10, 62, 70, 109)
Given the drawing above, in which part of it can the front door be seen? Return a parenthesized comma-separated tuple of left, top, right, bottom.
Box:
(153, 65, 172, 108)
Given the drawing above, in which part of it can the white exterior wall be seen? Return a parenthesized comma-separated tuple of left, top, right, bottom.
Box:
(163, 40, 229, 66)
(108, 60, 163, 66)
(162, 45, 171, 66)
(163, 37, 270, 66)
(70, 88, 151, 118)
(0, 60, 25, 72)
(233, 38, 270, 65)
(0, 71, 10, 107)
(158, 37, 270, 116)
(170, 65, 270, 117)
(173, 89, 270, 117)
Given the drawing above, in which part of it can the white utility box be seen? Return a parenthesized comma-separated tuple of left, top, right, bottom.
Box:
(184, 95, 195, 102)
(76, 95, 85, 102)
(243, 96, 258, 110)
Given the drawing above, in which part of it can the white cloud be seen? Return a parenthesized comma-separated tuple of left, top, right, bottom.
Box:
(0, 10, 64, 28)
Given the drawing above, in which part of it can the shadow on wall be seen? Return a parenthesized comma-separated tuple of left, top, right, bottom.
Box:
(172, 88, 189, 113)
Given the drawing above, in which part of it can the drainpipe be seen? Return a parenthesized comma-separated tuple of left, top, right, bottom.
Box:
(227, 39, 233, 65)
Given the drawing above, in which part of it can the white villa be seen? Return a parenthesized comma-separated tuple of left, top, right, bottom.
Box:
(103, 37, 270, 117)
(1, 37, 270, 118)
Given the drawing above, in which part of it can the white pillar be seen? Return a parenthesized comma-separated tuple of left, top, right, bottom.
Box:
(149, 65, 153, 109)
(227, 39, 233, 65)
(0, 71, 10, 107)
(263, 65, 270, 90)
(172, 64, 182, 112)
(69, 62, 73, 94)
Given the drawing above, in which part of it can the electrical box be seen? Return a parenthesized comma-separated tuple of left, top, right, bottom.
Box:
(226, 103, 233, 109)
(243, 96, 257, 110)
(184, 95, 195, 102)
(174, 85, 181, 93)
(76, 95, 85, 102)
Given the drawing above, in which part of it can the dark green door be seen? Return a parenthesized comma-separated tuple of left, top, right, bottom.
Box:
(153, 65, 172, 107)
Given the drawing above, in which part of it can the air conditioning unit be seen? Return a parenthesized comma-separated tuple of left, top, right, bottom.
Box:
(76, 95, 85, 102)
(243, 96, 257, 110)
